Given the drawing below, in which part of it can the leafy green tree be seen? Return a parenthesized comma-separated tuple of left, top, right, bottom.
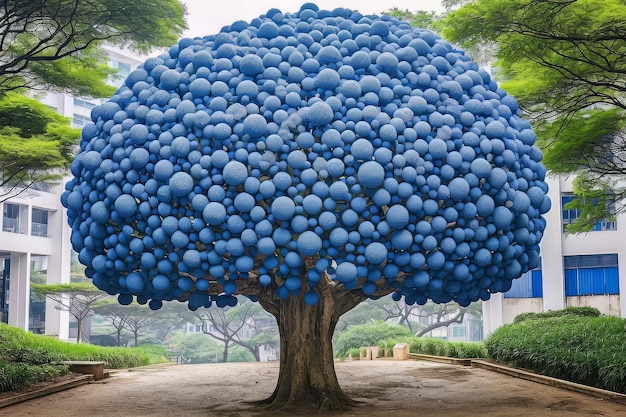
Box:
(0, 0, 187, 198)
(92, 300, 131, 346)
(333, 321, 413, 358)
(441, 0, 626, 229)
(165, 332, 222, 364)
(384, 8, 438, 30)
(32, 282, 109, 343)
(190, 298, 278, 362)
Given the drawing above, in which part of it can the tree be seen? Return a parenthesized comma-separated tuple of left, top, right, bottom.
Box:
(32, 282, 109, 343)
(440, 0, 626, 230)
(62, 4, 550, 411)
(0, 0, 186, 198)
(191, 297, 277, 362)
(92, 300, 131, 346)
(164, 332, 222, 364)
(334, 321, 414, 358)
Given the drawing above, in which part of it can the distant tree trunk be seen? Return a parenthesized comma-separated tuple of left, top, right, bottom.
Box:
(76, 318, 83, 344)
(257, 271, 370, 411)
(223, 340, 229, 363)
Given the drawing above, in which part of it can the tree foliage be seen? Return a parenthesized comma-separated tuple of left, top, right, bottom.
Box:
(0, 0, 186, 197)
(0, 0, 187, 96)
(333, 321, 413, 358)
(31, 282, 109, 343)
(441, 0, 626, 228)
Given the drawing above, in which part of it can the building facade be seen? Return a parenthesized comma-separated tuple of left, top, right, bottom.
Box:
(483, 175, 626, 334)
(1, 45, 143, 340)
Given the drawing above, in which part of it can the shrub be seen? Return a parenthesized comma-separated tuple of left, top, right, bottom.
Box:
(513, 306, 601, 324)
(487, 315, 626, 393)
(0, 323, 169, 392)
(0, 361, 68, 392)
(408, 337, 487, 358)
(334, 322, 413, 358)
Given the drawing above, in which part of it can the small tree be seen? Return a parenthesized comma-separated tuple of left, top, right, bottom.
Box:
(192, 298, 277, 362)
(92, 300, 131, 346)
(32, 282, 108, 343)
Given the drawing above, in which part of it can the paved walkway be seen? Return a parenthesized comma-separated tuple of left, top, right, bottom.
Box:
(2, 360, 625, 416)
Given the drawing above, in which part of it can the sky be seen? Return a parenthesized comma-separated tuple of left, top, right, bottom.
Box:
(181, 1, 444, 38)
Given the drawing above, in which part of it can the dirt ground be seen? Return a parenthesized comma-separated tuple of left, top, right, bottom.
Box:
(2, 360, 625, 417)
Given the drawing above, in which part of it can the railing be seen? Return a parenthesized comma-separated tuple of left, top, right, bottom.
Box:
(31, 222, 48, 237)
(2, 217, 18, 233)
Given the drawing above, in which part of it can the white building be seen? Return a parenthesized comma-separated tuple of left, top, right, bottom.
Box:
(483, 175, 626, 334)
(1, 45, 144, 340)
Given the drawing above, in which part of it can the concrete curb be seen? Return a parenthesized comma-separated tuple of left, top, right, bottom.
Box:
(406, 354, 626, 406)
(0, 362, 175, 408)
(0, 374, 93, 408)
(471, 359, 626, 406)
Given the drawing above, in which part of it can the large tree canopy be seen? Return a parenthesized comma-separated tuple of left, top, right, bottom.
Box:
(62, 4, 549, 410)
(0, 0, 187, 198)
(441, 0, 626, 230)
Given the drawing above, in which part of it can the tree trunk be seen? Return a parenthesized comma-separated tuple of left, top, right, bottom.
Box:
(223, 341, 229, 363)
(257, 284, 366, 411)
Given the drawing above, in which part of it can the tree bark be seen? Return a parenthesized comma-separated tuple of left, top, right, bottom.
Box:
(255, 269, 372, 411)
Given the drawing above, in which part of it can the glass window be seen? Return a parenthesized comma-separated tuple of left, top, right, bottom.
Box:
(561, 194, 617, 232)
(31, 208, 49, 237)
(2, 203, 19, 232)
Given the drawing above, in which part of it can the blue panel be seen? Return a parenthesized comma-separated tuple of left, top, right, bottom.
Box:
(591, 268, 605, 295)
(564, 269, 578, 296)
(606, 267, 619, 295)
(504, 270, 533, 298)
(531, 270, 543, 297)
(578, 268, 595, 295)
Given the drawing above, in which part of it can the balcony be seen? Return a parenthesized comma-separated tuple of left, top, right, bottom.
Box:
(2, 217, 18, 233)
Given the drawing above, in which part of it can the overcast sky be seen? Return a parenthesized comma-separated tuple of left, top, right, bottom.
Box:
(181, 1, 444, 38)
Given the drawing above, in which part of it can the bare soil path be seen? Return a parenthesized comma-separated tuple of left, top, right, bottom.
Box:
(2, 360, 625, 416)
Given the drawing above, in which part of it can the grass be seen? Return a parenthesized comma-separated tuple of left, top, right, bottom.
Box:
(0, 323, 169, 392)
(486, 314, 626, 393)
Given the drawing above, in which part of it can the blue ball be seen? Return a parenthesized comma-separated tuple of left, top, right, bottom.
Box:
(297, 231, 323, 256)
(223, 161, 248, 185)
(358, 161, 385, 188)
(271, 196, 296, 221)
(335, 262, 357, 283)
(114, 194, 137, 217)
(169, 172, 194, 197)
(386, 205, 410, 229)
(364, 242, 387, 265)
(203, 202, 227, 225)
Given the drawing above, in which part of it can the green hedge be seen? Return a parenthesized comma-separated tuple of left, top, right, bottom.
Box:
(486, 315, 626, 393)
(513, 306, 601, 324)
(408, 337, 487, 359)
(0, 323, 169, 392)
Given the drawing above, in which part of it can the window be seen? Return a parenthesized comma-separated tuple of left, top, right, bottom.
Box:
(73, 98, 97, 109)
(504, 263, 543, 298)
(72, 113, 90, 128)
(564, 254, 619, 296)
(561, 194, 616, 232)
(451, 325, 466, 338)
(110, 60, 131, 88)
(2, 203, 19, 232)
(31, 208, 49, 237)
